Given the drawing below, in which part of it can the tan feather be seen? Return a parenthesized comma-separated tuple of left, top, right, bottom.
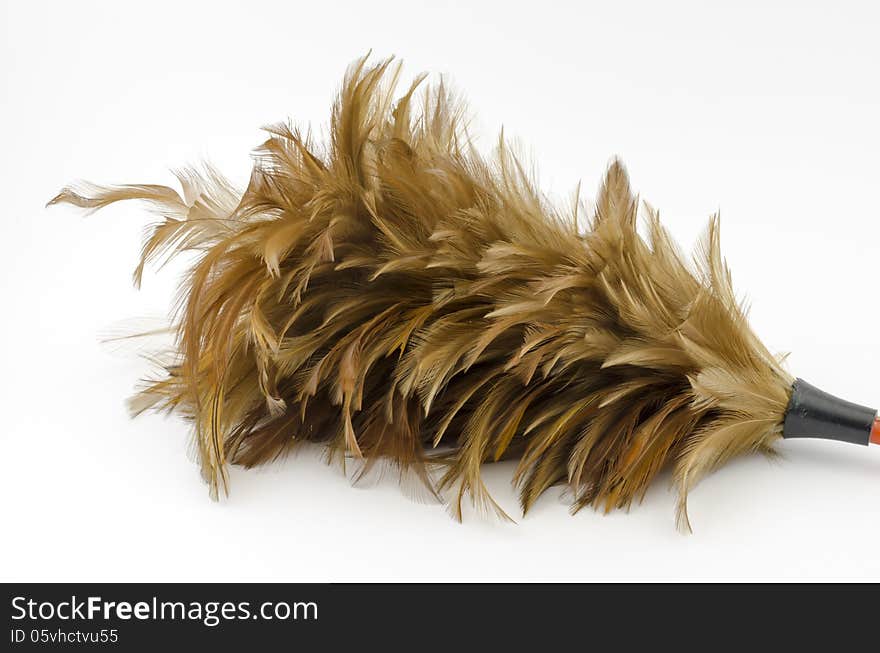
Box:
(50, 56, 795, 529)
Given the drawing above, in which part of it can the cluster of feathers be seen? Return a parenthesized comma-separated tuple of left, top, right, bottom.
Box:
(51, 57, 794, 529)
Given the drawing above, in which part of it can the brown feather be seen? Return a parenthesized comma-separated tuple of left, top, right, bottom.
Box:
(49, 56, 794, 528)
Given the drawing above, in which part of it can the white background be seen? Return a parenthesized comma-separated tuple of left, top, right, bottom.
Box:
(2, 0, 879, 582)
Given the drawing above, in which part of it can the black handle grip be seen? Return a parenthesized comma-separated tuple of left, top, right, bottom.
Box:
(783, 378, 877, 446)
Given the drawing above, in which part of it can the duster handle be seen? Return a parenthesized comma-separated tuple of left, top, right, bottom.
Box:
(783, 378, 878, 446)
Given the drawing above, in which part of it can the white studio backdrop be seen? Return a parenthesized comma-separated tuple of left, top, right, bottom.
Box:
(1, 0, 879, 581)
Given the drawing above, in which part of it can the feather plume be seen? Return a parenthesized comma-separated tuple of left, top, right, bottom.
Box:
(49, 56, 794, 529)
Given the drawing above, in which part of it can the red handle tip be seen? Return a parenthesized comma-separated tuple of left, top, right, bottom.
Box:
(871, 416, 880, 445)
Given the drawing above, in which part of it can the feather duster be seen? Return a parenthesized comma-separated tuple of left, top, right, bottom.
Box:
(49, 57, 879, 529)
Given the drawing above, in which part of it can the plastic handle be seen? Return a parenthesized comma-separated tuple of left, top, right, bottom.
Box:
(782, 378, 877, 446)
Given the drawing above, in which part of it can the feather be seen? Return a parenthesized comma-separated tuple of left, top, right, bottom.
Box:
(50, 56, 795, 529)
